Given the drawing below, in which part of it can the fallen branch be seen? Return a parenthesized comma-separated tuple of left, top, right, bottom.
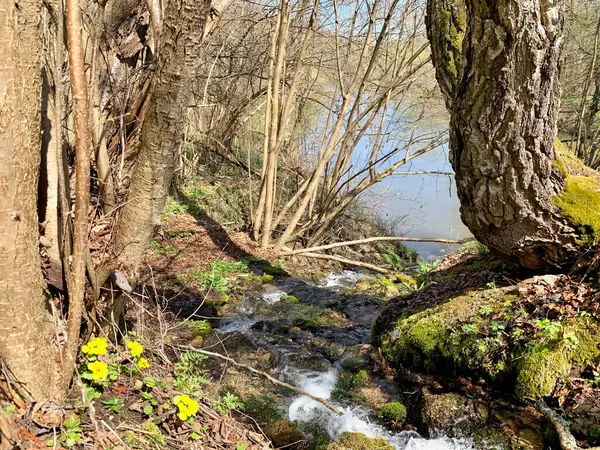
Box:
(282, 236, 475, 256)
(536, 399, 600, 450)
(295, 251, 390, 274)
(174, 345, 342, 415)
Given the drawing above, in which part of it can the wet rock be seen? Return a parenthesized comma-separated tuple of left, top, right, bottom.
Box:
(327, 432, 394, 450)
(422, 390, 488, 432)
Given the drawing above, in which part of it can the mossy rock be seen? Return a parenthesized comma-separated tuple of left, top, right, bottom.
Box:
(327, 432, 394, 450)
(377, 280, 600, 402)
(243, 395, 283, 424)
(293, 317, 319, 330)
(261, 274, 275, 283)
(264, 420, 304, 448)
(378, 402, 407, 423)
(515, 317, 600, 400)
(281, 295, 299, 303)
(263, 265, 288, 276)
(422, 391, 488, 432)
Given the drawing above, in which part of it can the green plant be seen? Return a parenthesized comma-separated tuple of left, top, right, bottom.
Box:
(174, 352, 211, 396)
(101, 397, 122, 413)
(517, 307, 529, 318)
(236, 444, 248, 450)
(194, 260, 249, 293)
(591, 370, 600, 387)
(478, 304, 494, 316)
(3, 404, 16, 419)
(47, 416, 82, 448)
(461, 323, 479, 334)
(489, 321, 505, 333)
(535, 319, 562, 339)
(382, 251, 405, 270)
(215, 392, 244, 415)
(190, 320, 212, 336)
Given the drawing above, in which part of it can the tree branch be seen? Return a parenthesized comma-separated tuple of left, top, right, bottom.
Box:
(282, 236, 474, 256)
(174, 345, 342, 415)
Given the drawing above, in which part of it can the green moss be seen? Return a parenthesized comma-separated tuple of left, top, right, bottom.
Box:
(515, 344, 571, 401)
(553, 140, 600, 241)
(261, 274, 274, 283)
(328, 432, 394, 450)
(293, 317, 319, 330)
(263, 265, 288, 276)
(378, 402, 407, 423)
(380, 284, 600, 402)
(280, 295, 299, 303)
(554, 175, 600, 240)
(264, 420, 304, 448)
(516, 317, 600, 400)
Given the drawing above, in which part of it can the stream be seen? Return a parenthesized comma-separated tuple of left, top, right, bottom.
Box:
(215, 271, 482, 449)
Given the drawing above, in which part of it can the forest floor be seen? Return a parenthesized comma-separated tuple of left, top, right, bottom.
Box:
(4, 200, 600, 450)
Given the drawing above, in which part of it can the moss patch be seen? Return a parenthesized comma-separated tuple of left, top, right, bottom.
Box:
(554, 175, 600, 241)
(378, 402, 407, 423)
(553, 140, 600, 241)
(379, 281, 600, 401)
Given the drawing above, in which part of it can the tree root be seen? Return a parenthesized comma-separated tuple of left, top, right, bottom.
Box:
(536, 399, 600, 450)
(174, 345, 343, 415)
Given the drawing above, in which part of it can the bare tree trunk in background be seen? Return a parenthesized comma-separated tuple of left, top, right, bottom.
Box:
(65, 0, 93, 378)
(113, 0, 212, 270)
(427, 0, 593, 270)
(0, 0, 62, 400)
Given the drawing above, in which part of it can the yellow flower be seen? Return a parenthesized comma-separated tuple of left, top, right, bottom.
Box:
(127, 341, 143, 358)
(88, 361, 108, 380)
(137, 358, 151, 369)
(82, 337, 107, 356)
(173, 394, 199, 421)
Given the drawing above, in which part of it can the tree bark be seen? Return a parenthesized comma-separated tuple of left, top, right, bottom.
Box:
(0, 0, 61, 399)
(113, 0, 211, 270)
(427, 0, 588, 270)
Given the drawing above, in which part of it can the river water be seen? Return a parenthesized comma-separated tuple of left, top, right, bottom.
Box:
(374, 142, 472, 261)
(217, 271, 481, 450)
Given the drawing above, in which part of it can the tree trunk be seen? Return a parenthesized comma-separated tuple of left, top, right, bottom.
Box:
(0, 0, 61, 399)
(113, 0, 211, 270)
(427, 0, 594, 270)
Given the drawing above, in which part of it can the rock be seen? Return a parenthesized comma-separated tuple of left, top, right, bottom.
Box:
(376, 279, 600, 401)
(422, 391, 488, 432)
(378, 402, 407, 423)
(327, 432, 394, 450)
(264, 420, 304, 448)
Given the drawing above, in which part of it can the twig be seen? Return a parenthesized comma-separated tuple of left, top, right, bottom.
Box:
(171, 345, 342, 415)
(282, 236, 475, 256)
(536, 399, 600, 450)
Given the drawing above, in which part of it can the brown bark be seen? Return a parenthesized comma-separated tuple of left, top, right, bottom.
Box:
(113, 0, 211, 270)
(428, 0, 585, 270)
(0, 0, 61, 399)
(65, 0, 93, 377)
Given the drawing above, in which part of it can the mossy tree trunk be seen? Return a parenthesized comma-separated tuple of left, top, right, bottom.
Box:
(427, 0, 599, 270)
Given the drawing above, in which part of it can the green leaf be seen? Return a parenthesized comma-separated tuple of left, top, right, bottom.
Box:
(191, 432, 201, 440)
(143, 405, 154, 415)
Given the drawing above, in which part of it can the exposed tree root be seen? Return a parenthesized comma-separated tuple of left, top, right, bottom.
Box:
(536, 400, 600, 450)
(174, 345, 343, 415)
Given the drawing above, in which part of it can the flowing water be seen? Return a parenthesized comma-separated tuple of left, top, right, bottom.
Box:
(216, 271, 484, 449)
